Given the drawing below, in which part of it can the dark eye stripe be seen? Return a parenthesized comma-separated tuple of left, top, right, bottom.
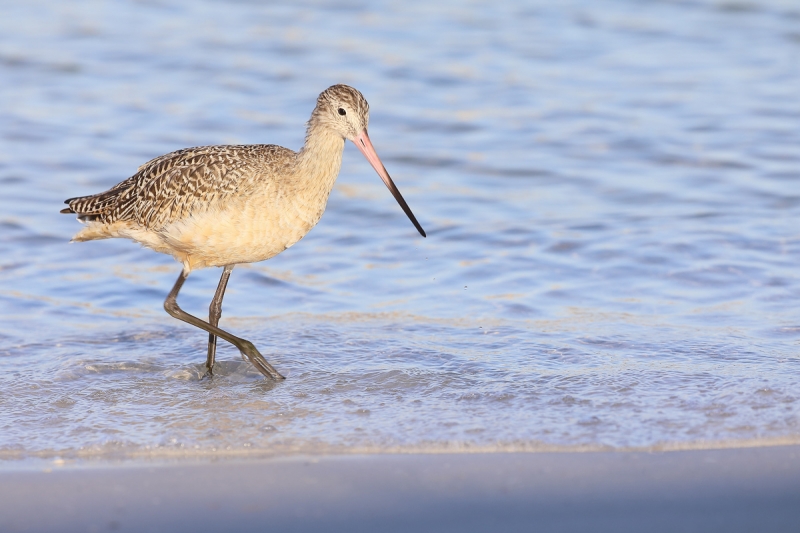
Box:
(338, 108, 346, 116)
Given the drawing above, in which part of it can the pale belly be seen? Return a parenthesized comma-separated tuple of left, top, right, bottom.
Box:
(122, 201, 319, 271)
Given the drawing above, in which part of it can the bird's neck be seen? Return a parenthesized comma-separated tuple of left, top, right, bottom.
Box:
(296, 122, 345, 192)
(286, 122, 346, 230)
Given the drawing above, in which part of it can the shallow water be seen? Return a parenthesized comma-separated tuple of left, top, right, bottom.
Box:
(1, 0, 799, 460)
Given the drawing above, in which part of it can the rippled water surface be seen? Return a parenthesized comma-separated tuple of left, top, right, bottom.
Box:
(1, 0, 800, 460)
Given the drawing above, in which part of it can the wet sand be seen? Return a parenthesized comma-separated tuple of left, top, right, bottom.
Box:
(2, 445, 799, 533)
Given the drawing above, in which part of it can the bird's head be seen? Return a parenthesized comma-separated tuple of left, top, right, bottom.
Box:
(313, 84, 370, 142)
(308, 84, 426, 238)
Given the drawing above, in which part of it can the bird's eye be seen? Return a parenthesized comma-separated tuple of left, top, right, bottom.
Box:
(338, 108, 346, 116)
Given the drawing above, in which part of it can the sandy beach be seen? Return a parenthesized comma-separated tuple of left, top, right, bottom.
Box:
(2, 445, 799, 533)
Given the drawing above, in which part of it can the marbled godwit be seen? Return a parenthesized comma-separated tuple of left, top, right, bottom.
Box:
(61, 84, 426, 380)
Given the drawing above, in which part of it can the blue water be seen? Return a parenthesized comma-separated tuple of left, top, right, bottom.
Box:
(1, 0, 799, 460)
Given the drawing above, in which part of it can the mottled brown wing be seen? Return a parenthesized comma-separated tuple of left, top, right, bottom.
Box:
(63, 145, 289, 229)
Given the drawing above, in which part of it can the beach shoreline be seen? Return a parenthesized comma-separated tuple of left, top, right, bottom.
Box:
(4, 434, 800, 465)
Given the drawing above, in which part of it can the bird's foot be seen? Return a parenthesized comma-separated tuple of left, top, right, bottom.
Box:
(238, 340, 285, 381)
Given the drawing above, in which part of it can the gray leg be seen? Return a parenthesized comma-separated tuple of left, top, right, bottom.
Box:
(206, 265, 234, 375)
(164, 268, 285, 381)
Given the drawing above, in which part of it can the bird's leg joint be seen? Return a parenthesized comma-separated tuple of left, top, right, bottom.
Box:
(164, 298, 181, 317)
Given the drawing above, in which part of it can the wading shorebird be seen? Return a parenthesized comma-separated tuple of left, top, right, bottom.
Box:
(61, 84, 426, 380)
